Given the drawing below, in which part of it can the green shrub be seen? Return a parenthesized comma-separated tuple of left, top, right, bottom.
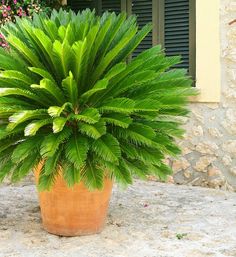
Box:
(0, 9, 196, 191)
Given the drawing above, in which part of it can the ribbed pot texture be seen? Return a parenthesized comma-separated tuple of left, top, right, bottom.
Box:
(34, 164, 113, 236)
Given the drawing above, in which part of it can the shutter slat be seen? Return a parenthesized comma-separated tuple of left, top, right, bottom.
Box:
(101, 0, 121, 14)
(67, 0, 94, 12)
(165, 0, 190, 70)
(132, 0, 153, 57)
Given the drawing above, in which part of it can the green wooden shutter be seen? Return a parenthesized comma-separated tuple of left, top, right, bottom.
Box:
(66, 0, 196, 77)
(101, 0, 121, 14)
(164, 0, 190, 69)
(67, 0, 94, 13)
(131, 0, 153, 57)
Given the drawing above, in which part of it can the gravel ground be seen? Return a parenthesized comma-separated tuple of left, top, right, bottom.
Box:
(0, 180, 236, 257)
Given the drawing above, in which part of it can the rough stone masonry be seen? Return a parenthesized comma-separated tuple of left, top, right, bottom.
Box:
(170, 0, 236, 191)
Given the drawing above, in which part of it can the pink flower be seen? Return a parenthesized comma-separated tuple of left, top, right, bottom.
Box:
(0, 33, 9, 50)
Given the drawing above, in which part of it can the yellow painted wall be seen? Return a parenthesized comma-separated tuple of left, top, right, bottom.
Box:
(194, 0, 221, 102)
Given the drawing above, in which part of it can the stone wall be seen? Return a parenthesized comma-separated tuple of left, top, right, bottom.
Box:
(170, 0, 236, 191)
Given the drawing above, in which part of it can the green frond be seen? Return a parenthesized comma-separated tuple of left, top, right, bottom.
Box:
(7, 34, 43, 68)
(113, 23, 152, 64)
(90, 26, 137, 85)
(150, 163, 173, 181)
(73, 108, 100, 124)
(28, 27, 62, 81)
(53, 39, 73, 78)
(0, 125, 25, 140)
(28, 67, 56, 83)
(159, 123, 185, 138)
(106, 58, 143, 88)
(11, 136, 42, 164)
(24, 118, 52, 136)
(101, 113, 132, 128)
(63, 162, 81, 187)
(71, 39, 87, 83)
(44, 149, 62, 176)
(11, 152, 39, 182)
(97, 13, 127, 61)
(48, 102, 73, 117)
(0, 10, 195, 190)
(98, 98, 135, 114)
(0, 70, 34, 87)
(43, 19, 59, 41)
(111, 70, 157, 97)
(115, 123, 156, 146)
(104, 62, 126, 80)
(64, 24, 76, 45)
(53, 117, 67, 133)
(40, 128, 72, 157)
(152, 134, 181, 156)
(0, 106, 31, 118)
(87, 15, 112, 71)
(144, 120, 185, 138)
(0, 97, 36, 108)
(0, 159, 14, 183)
(79, 121, 106, 139)
(65, 135, 89, 170)
(122, 159, 149, 180)
(80, 79, 108, 102)
(135, 44, 162, 61)
(91, 134, 121, 163)
(31, 78, 65, 105)
(8, 109, 48, 131)
(134, 99, 160, 112)
(62, 72, 78, 107)
(102, 160, 132, 186)
(0, 49, 27, 72)
(37, 167, 59, 192)
(82, 158, 104, 190)
(0, 88, 48, 106)
(78, 25, 100, 89)
(121, 143, 163, 166)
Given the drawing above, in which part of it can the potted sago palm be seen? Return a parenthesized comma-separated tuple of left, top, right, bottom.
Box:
(0, 9, 196, 236)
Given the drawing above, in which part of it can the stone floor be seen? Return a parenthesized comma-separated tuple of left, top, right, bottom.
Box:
(0, 180, 236, 257)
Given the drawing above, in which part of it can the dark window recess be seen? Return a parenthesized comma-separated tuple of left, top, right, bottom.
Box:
(164, 0, 190, 70)
(67, 0, 94, 13)
(101, 0, 121, 14)
(132, 0, 153, 58)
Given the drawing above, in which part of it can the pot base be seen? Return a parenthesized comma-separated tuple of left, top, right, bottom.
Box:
(43, 223, 105, 237)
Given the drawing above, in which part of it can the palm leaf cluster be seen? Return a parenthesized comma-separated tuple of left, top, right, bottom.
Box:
(0, 9, 196, 190)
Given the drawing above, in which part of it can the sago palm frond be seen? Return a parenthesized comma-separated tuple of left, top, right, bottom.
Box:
(0, 9, 196, 191)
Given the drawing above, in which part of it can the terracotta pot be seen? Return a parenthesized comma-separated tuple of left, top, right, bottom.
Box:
(34, 163, 113, 236)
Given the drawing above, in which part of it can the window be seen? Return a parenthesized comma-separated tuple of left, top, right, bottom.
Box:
(66, 0, 221, 103)
(67, 0, 122, 14)
(67, 0, 195, 77)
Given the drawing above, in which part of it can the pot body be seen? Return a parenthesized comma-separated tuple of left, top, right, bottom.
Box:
(35, 164, 113, 236)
